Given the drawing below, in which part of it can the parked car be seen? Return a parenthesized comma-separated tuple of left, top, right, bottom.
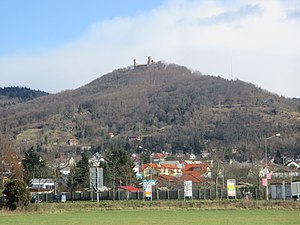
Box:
(31, 196, 42, 203)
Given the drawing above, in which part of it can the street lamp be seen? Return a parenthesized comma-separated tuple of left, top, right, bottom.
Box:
(139, 146, 154, 201)
(264, 133, 280, 201)
(138, 146, 153, 181)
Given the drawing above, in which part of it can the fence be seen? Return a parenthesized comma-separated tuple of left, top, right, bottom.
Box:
(35, 187, 260, 202)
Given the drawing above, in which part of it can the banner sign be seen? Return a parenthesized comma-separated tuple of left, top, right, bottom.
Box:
(262, 178, 267, 187)
(184, 181, 193, 198)
(143, 180, 156, 198)
(227, 179, 236, 197)
(266, 173, 272, 180)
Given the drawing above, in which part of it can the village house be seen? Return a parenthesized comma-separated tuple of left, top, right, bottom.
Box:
(139, 163, 160, 179)
(67, 138, 78, 146)
(138, 159, 212, 189)
(128, 134, 141, 142)
(183, 163, 212, 179)
(286, 161, 300, 169)
(201, 150, 210, 158)
(160, 160, 182, 169)
(30, 178, 55, 193)
(151, 152, 166, 163)
(159, 164, 182, 177)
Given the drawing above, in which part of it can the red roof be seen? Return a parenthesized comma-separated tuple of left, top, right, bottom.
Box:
(118, 186, 140, 192)
(139, 163, 161, 172)
(157, 174, 178, 182)
(179, 171, 204, 183)
(160, 164, 178, 169)
(184, 163, 209, 172)
(152, 153, 165, 159)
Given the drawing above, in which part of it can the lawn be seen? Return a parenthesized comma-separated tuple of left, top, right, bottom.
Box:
(1, 209, 300, 225)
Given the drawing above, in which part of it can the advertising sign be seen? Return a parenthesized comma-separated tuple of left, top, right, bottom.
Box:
(143, 180, 156, 199)
(143, 181, 152, 198)
(89, 167, 103, 190)
(61, 194, 66, 203)
(227, 179, 236, 198)
(262, 178, 267, 187)
(184, 180, 193, 198)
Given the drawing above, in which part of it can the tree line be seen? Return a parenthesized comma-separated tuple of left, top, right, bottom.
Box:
(0, 86, 48, 102)
(0, 132, 136, 210)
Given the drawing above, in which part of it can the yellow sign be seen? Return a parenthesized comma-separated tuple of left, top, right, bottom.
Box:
(227, 179, 236, 197)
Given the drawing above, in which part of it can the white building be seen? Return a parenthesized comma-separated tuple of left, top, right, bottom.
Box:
(30, 178, 55, 191)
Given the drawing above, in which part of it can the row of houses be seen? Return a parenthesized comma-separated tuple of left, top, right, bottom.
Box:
(136, 161, 211, 188)
(21, 148, 300, 200)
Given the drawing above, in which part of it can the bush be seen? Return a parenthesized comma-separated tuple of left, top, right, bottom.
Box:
(3, 179, 31, 210)
(0, 196, 4, 210)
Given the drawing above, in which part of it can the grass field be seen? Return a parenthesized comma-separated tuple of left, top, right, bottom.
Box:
(1, 200, 300, 225)
(1, 208, 300, 225)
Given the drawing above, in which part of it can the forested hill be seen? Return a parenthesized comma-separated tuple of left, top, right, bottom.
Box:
(1, 61, 300, 161)
(0, 86, 49, 102)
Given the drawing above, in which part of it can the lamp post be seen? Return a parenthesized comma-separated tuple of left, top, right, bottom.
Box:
(139, 146, 154, 201)
(264, 133, 280, 201)
(138, 146, 153, 181)
(282, 156, 286, 200)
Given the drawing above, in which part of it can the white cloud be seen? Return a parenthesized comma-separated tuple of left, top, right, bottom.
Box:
(0, 0, 299, 97)
(195, 4, 262, 25)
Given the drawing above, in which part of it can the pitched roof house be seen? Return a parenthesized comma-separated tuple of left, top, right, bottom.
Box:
(30, 178, 55, 193)
(183, 163, 211, 179)
(152, 153, 166, 162)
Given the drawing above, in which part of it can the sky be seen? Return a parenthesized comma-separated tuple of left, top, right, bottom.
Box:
(0, 0, 299, 98)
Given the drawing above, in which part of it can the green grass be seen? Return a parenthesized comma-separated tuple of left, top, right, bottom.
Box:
(1, 209, 300, 225)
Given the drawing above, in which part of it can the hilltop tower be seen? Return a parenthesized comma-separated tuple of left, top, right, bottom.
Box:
(133, 56, 154, 69)
(147, 56, 154, 65)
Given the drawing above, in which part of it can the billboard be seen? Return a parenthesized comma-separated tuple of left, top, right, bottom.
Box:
(291, 182, 300, 196)
(89, 167, 103, 190)
(143, 180, 156, 199)
(227, 179, 236, 198)
(184, 181, 193, 198)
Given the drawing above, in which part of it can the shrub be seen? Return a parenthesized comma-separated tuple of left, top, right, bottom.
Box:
(3, 179, 31, 210)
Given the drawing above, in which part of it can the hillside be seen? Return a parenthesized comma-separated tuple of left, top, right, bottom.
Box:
(0, 86, 49, 106)
(0, 61, 300, 161)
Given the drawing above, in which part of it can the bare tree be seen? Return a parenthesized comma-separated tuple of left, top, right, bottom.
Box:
(0, 133, 22, 189)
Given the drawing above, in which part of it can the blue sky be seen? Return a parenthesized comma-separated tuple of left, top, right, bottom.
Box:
(1, 0, 300, 98)
(0, 0, 163, 56)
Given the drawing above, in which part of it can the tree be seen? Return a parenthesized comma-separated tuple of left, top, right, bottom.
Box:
(3, 179, 30, 210)
(67, 155, 90, 201)
(0, 133, 22, 189)
(105, 148, 136, 187)
(67, 166, 76, 202)
(74, 155, 90, 190)
(101, 161, 112, 187)
(209, 149, 226, 199)
(22, 147, 50, 184)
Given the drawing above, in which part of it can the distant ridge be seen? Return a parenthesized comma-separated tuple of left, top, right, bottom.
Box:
(0, 86, 49, 102)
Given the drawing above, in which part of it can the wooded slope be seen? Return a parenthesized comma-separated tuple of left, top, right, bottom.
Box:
(1, 62, 299, 160)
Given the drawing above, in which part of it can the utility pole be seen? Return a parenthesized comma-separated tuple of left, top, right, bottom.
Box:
(264, 133, 280, 201)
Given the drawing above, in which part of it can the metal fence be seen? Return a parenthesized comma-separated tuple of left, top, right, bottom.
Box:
(35, 187, 260, 202)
